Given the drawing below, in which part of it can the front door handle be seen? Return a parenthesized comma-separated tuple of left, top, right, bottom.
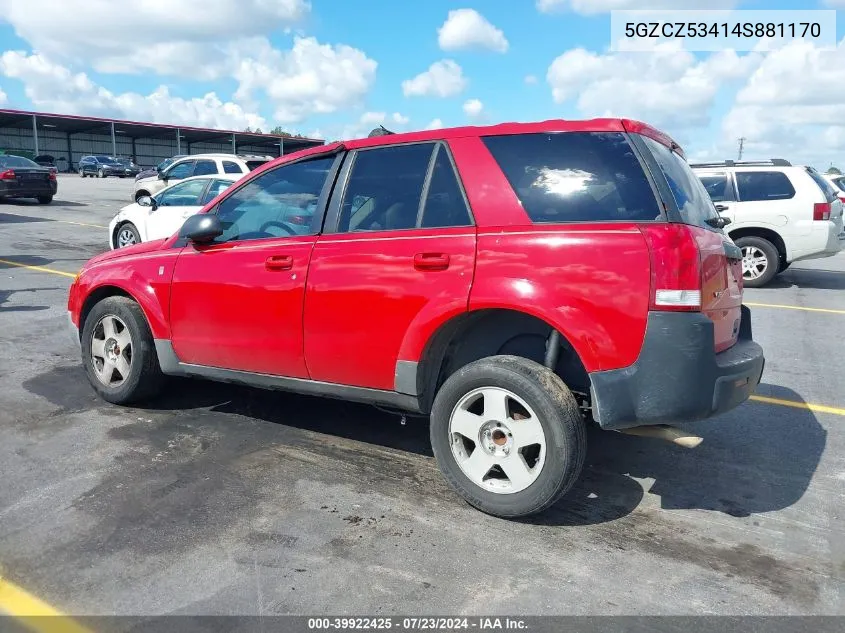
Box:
(413, 252, 450, 271)
(265, 255, 293, 271)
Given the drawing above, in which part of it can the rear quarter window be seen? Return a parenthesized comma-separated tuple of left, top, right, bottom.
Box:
(481, 132, 662, 223)
(246, 160, 269, 171)
(805, 167, 837, 202)
(735, 171, 796, 201)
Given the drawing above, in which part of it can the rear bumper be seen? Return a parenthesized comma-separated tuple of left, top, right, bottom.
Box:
(0, 181, 57, 197)
(589, 305, 765, 430)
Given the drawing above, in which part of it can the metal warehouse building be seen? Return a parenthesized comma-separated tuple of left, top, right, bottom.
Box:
(0, 108, 324, 171)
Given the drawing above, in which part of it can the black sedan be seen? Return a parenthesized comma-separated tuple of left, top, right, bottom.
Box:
(116, 157, 141, 177)
(0, 154, 57, 204)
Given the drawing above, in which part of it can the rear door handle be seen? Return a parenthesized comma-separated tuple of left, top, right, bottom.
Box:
(413, 252, 450, 271)
(265, 255, 293, 271)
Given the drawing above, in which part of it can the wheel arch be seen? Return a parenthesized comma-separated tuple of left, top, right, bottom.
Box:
(78, 283, 163, 341)
(728, 226, 788, 262)
(414, 308, 591, 414)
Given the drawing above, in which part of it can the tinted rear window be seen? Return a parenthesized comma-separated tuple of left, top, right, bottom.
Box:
(735, 171, 796, 201)
(805, 167, 837, 202)
(246, 160, 269, 171)
(481, 132, 661, 223)
(642, 136, 718, 228)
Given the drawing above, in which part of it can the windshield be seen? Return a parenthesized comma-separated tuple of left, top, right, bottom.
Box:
(95, 155, 120, 164)
(0, 155, 40, 168)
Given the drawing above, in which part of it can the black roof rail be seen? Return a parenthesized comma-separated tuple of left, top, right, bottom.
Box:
(690, 158, 792, 168)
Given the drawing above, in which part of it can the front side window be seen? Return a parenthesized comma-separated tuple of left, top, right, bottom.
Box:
(156, 179, 209, 207)
(214, 156, 335, 242)
(735, 171, 796, 202)
(483, 132, 662, 224)
(165, 160, 195, 180)
(338, 143, 435, 232)
(642, 136, 718, 228)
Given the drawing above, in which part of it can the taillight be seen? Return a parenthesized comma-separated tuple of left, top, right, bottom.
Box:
(638, 224, 702, 312)
(48, 170, 57, 181)
(0, 169, 16, 180)
(813, 202, 831, 221)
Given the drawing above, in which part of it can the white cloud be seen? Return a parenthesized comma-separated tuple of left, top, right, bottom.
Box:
(437, 9, 509, 53)
(718, 38, 845, 166)
(402, 60, 467, 98)
(0, 0, 310, 77)
(0, 87, 6, 105)
(524, 74, 538, 85)
(463, 98, 484, 118)
(426, 118, 445, 130)
(392, 112, 410, 125)
(536, 0, 737, 14)
(0, 51, 267, 130)
(546, 42, 760, 129)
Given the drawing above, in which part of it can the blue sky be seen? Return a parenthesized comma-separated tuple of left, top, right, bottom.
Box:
(0, 0, 844, 168)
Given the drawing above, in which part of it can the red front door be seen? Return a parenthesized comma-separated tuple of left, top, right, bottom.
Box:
(169, 236, 315, 377)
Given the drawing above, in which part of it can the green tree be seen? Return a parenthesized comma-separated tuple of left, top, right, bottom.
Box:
(826, 165, 841, 175)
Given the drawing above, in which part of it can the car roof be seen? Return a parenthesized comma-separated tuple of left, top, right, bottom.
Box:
(175, 153, 273, 160)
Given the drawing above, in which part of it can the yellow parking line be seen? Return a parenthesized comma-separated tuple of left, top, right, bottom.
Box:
(745, 302, 845, 315)
(750, 395, 845, 417)
(0, 575, 91, 633)
(0, 259, 77, 279)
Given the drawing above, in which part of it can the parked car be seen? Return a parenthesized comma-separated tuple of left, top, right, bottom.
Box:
(135, 155, 187, 182)
(78, 155, 128, 178)
(0, 154, 57, 203)
(108, 174, 240, 249)
(33, 154, 55, 167)
(68, 118, 765, 519)
(691, 159, 845, 287)
(115, 157, 141, 178)
(132, 153, 272, 202)
(823, 173, 845, 201)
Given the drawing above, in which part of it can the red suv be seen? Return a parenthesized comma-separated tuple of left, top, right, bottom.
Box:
(67, 118, 765, 518)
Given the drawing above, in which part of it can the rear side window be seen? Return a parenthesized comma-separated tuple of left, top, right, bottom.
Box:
(339, 143, 435, 232)
(193, 160, 218, 176)
(735, 171, 795, 201)
(481, 132, 661, 223)
(642, 136, 718, 228)
(223, 161, 242, 174)
(420, 145, 472, 228)
(697, 172, 734, 202)
(805, 167, 837, 202)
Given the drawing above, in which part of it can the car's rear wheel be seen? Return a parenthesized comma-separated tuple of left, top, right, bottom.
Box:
(735, 236, 779, 288)
(37, 195, 52, 204)
(116, 222, 141, 248)
(80, 296, 164, 405)
(430, 355, 586, 518)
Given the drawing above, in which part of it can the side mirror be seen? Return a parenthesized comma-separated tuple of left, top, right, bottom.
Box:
(179, 213, 222, 244)
(137, 195, 157, 210)
(158, 172, 167, 180)
(705, 215, 731, 229)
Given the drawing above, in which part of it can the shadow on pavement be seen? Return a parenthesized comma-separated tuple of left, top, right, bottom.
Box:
(0, 288, 58, 312)
(0, 212, 54, 224)
(25, 362, 826, 529)
(761, 267, 845, 291)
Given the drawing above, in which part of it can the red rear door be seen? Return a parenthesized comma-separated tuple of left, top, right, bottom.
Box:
(303, 142, 477, 390)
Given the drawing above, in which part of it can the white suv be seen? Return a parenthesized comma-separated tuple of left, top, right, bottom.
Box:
(691, 159, 845, 287)
(132, 153, 272, 202)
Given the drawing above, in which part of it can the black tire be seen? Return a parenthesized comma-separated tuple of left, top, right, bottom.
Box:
(98, 169, 104, 178)
(37, 195, 52, 204)
(79, 168, 85, 178)
(734, 236, 780, 288)
(778, 260, 791, 273)
(80, 296, 165, 405)
(115, 222, 141, 248)
(430, 355, 586, 518)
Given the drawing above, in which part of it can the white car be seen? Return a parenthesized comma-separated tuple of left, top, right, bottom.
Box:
(132, 153, 271, 202)
(823, 173, 845, 200)
(691, 159, 845, 287)
(109, 174, 240, 249)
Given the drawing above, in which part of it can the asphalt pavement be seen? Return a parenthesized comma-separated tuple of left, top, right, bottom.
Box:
(0, 175, 843, 617)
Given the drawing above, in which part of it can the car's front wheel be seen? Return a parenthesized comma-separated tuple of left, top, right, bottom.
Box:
(98, 169, 105, 178)
(115, 222, 141, 248)
(430, 355, 586, 518)
(79, 168, 85, 178)
(37, 195, 52, 204)
(80, 296, 164, 405)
